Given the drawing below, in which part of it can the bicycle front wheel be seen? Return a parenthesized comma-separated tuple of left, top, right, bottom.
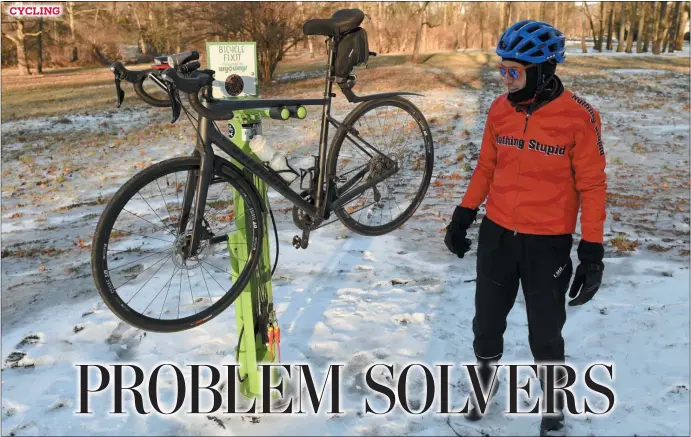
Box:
(91, 156, 263, 333)
(328, 96, 434, 236)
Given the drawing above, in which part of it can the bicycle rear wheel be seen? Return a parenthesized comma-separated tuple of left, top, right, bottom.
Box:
(91, 156, 263, 333)
(328, 96, 434, 236)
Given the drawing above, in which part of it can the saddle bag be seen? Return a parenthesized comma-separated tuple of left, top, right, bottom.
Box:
(334, 27, 370, 78)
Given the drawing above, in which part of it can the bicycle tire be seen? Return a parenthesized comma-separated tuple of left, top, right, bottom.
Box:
(91, 156, 263, 333)
(327, 96, 434, 236)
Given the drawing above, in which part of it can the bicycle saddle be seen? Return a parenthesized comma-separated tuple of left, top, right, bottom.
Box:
(303, 9, 364, 37)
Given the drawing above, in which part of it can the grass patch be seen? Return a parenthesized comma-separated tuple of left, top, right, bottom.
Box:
(610, 233, 640, 252)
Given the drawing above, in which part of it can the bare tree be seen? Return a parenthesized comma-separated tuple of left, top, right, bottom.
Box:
(242, 2, 304, 81)
(597, 1, 605, 51)
(645, 1, 658, 52)
(580, 5, 588, 53)
(675, 2, 689, 50)
(626, 2, 637, 53)
(666, 1, 682, 52)
(616, 2, 626, 52)
(653, 1, 668, 54)
(583, 2, 599, 51)
(2, 16, 42, 75)
(636, 2, 648, 52)
(412, 1, 440, 63)
(606, 2, 615, 50)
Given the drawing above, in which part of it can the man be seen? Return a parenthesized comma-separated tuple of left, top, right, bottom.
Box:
(444, 20, 607, 436)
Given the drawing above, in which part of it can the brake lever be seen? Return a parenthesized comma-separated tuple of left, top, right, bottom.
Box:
(162, 80, 181, 123)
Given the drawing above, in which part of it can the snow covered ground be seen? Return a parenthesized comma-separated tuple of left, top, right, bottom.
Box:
(1, 59, 689, 436)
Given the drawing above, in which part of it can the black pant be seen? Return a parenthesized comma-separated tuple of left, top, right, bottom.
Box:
(472, 216, 573, 369)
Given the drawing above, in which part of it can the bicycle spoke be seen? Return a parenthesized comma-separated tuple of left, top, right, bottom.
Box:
(125, 257, 172, 306)
(108, 249, 170, 272)
(111, 228, 175, 244)
(123, 207, 175, 236)
(159, 265, 178, 319)
(186, 268, 195, 309)
(115, 254, 170, 291)
(137, 192, 175, 235)
(156, 179, 177, 229)
(141, 266, 178, 316)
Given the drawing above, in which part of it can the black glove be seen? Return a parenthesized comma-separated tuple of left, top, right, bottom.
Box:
(568, 240, 604, 306)
(444, 206, 477, 258)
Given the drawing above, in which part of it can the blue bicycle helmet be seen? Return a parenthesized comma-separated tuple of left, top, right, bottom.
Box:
(496, 20, 566, 64)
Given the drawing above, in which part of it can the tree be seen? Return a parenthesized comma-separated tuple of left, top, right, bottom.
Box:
(597, 1, 605, 51)
(606, 2, 615, 50)
(653, 1, 668, 54)
(675, 3, 690, 50)
(412, 1, 440, 63)
(666, 1, 682, 53)
(580, 5, 588, 53)
(645, 1, 658, 52)
(616, 2, 627, 52)
(636, 2, 648, 52)
(583, 2, 600, 51)
(625, 2, 637, 53)
(2, 16, 42, 75)
(242, 2, 304, 81)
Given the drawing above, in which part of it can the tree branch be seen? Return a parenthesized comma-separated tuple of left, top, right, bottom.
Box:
(2, 31, 19, 44)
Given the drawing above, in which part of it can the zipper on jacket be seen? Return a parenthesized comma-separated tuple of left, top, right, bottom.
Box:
(513, 108, 532, 236)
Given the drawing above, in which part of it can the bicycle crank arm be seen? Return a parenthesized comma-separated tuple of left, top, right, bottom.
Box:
(330, 165, 398, 212)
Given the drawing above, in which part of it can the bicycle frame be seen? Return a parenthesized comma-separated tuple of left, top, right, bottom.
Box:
(179, 36, 422, 255)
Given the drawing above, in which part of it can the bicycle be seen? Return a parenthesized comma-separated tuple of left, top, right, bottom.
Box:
(91, 9, 435, 333)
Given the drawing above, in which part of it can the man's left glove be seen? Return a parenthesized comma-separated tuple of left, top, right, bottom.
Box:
(568, 240, 605, 306)
(444, 205, 477, 258)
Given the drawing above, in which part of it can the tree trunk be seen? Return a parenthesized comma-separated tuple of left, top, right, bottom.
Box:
(6, 20, 32, 75)
(626, 2, 637, 53)
(645, 1, 657, 52)
(581, 7, 588, 53)
(583, 2, 598, 50)
(617, 2, 627, 52)
(540, 2, 546, 21)
(637, 2, 648, 52)
(606, 2, 615, 50)
(653, 1, 668, 54)
(377, 1, 383, 53)
(412, 3, 427, 63)
(667, 1, 682, 52)
(504, 2, 512, 30)
(554, 2, 560, 30)
(163, 3, 170, 54)
(597, 1, 604, 51)
(463, 13, 469, 49)
(66, 1, 79, 62)
(480, 4, 486, 51)
(37, 18, 43, 74)
(675, 6, 689, 50)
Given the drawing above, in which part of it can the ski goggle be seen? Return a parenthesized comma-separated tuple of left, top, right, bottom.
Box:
(497, 63, 535, 79)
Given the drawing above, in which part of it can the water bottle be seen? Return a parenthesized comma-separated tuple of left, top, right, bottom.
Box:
(249, 135, 299, 184)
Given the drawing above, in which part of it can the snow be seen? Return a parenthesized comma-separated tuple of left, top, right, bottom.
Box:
(1, 63, 689, 436)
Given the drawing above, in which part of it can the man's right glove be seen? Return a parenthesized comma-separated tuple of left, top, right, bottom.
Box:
(444, 205, 477, 258)
(568, 240, 605, 306)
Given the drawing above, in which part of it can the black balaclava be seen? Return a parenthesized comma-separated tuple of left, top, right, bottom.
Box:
(504, 58, 557, 104)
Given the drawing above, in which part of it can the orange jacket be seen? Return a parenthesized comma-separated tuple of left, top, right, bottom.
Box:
(460, 89, 607, 243)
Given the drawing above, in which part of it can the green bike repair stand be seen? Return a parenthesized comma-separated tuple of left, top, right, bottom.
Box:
(227, 108, 305, 404)
(208, 41, 307, 406)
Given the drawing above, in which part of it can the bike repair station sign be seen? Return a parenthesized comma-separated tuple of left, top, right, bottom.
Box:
(206, 41, 258, 98)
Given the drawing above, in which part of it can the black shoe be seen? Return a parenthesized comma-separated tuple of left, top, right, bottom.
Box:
(464, 379, 500, 421)
(540, 411, 565, 436)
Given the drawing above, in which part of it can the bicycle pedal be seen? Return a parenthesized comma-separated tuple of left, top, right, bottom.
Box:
(292, 235, 302, 249)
